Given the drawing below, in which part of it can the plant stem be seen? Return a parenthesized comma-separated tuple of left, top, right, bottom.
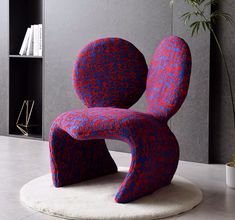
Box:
(210, 28, 235, 128)
(194, 3, 235, 128)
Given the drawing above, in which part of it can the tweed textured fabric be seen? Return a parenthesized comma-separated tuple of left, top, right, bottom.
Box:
(146, 36, 191, 120)
(49, 36, 192, 203)
(72, 38, 148, 108)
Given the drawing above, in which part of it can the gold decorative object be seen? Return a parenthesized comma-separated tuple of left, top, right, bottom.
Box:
(16, 100, 37, 136)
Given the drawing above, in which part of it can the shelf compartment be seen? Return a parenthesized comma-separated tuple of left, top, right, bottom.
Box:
(10, 0, 43, 55)
(9, 58, 42, 137)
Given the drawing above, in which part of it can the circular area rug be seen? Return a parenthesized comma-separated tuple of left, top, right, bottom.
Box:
(20, 167, 202, 220)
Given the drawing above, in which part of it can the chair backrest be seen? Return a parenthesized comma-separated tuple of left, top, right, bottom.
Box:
(146, 36, 192, 121)
(72, 37, 148, 108)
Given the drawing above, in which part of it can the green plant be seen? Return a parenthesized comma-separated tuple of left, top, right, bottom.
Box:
(174, 0, 234, 163)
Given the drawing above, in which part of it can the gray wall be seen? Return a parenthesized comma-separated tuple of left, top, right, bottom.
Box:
(210, 1, 235, 163)
(0, 0, 9, 136)
(171, 0, 211, 163)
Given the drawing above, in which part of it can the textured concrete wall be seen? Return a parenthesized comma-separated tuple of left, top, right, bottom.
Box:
(210, 1, 235, 163)
(0, 0, 9, 135)
(171, 0, 211, 163)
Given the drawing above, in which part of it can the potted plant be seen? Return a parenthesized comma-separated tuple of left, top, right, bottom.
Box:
(171, 0, 235, 188)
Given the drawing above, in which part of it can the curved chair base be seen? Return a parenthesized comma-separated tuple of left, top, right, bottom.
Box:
(50, 127, 117, 187)
(49, 108, 179, 203)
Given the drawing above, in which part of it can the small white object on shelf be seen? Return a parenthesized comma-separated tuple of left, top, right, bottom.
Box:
(26, 25, 34, 56)
(33, 25, 40, 56)
(38, 24, 43, 56)
(19, 24, 42, 57)
(19, 28, 30, 55)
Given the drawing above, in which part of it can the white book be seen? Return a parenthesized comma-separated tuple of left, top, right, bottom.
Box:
(26, 25, 34, 56)
(33, 25, 39, 56)
(19, 28, 30, 55)
(38, 24, 42, 56)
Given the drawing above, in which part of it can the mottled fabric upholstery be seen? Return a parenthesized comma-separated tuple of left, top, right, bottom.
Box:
(49, 36, 192, 203)
(146, 36, 191, 120)
(73, 38, 148, 108)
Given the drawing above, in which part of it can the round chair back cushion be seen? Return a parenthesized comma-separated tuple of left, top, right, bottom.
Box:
(72, 38, 148, 108)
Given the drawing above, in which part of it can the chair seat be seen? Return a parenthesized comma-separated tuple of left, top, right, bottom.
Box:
(54, 107, 158, 141)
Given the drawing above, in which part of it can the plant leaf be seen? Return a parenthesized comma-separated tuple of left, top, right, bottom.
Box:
(201, 20, 206, 31)
(211, 10, 234, 24)
(181, 12, 190, 19)
(186, 0, 207, 6)
(196, 22, 200, 34)
(205, 21, 212, 30)
(190, 21, 199, 36)
(181, 12, 192, 25)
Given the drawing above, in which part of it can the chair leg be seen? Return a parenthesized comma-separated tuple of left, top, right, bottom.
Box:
(49, 126, 117, 187)
(115, 124, 179, 203)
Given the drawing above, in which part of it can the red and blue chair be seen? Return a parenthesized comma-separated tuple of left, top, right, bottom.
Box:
(49, 36, 192, 203)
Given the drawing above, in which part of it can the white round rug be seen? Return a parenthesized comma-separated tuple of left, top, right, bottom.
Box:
(20, 167, 202, 220)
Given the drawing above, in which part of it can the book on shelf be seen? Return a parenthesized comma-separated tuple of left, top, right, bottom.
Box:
(26, 25, 34, 56)
(38, 24, 42, 56)
(33, 25, 39, 56)
(19, 24, 43, 56)
(19, 28, 30, 55)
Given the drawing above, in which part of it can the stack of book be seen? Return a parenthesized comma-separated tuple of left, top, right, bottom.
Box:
(19, 24, 42, 56)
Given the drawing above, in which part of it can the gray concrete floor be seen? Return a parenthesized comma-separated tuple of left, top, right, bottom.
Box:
(0, 135, 235, 220)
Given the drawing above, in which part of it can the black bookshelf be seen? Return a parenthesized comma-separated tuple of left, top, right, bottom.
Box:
(9, 0, 43, 138)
